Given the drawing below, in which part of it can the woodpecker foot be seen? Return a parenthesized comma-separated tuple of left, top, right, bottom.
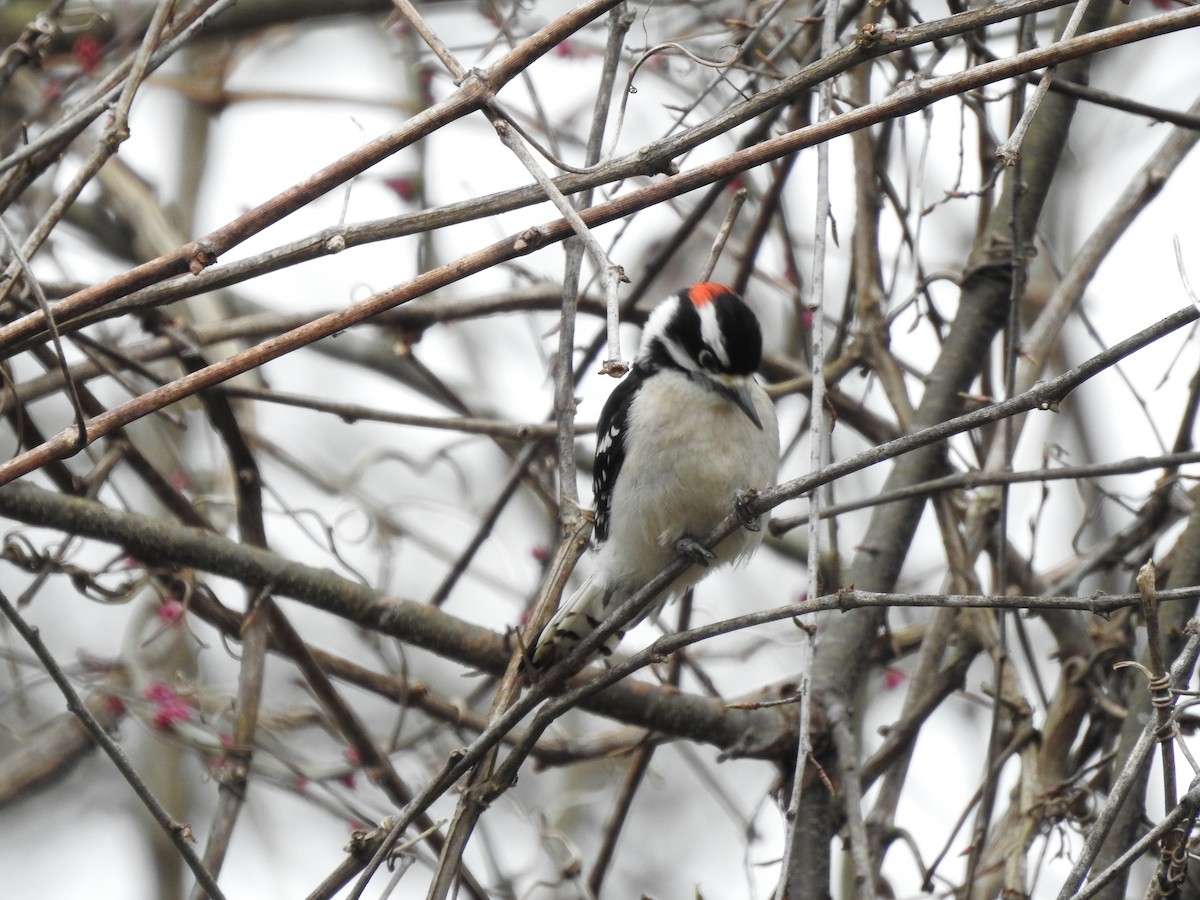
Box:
(735, 489, 762, 531)
(675, 536, 716, 567)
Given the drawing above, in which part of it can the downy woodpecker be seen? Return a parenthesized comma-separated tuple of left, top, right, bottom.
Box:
(530, 283, 780, 670)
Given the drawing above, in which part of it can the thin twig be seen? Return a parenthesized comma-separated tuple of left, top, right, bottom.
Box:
(0, 216, 87, 446)
(1056, 622, 1200, 899)
(187, 350, 272, 899)
(698, 187, 748, 282)
(428, 442, 545, 607)
(495, 115, 630, 375)
(777, 0, 839, 889)
(589, 593, 693, 896)
(770, 447, 1200, 533)
(392, 520, 589, 900)
(393, 0, 628, 375)
(554, 3, 634, 524)
(827, 695, 876, 899)
(0, 587, 228, 900)
(1070, 775, 1200, 900)
(995, 0, 1107, 164)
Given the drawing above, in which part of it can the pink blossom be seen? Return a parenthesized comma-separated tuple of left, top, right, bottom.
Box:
(383, 177, 419, 202)
(157, 599, 186, 626)
(144, 682, 193, 730)
(553, 39, 591, 58)
(71, 36, 105, 75)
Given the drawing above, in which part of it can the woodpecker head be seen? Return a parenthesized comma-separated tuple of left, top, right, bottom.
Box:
(639, 283, 766, 428)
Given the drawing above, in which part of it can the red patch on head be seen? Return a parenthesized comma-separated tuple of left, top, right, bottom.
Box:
(687, 283, 735, 308)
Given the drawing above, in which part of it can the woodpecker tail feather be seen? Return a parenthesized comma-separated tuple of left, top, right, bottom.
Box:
(529, 576, 640, 671)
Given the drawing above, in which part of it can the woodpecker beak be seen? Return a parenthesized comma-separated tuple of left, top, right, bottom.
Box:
(730, 380, 763, 430)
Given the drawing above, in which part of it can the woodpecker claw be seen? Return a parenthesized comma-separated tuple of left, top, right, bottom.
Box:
(675, 536, 716, 566)
(735, 489, 762, 531)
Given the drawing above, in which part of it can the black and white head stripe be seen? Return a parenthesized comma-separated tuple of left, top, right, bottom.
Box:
(640, 283, 763, 377)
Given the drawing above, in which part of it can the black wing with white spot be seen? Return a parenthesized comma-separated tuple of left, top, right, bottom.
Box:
(592, 369, 643, 544)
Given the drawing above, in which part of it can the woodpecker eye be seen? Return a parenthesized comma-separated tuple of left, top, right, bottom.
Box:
(698, 348, 719, 370)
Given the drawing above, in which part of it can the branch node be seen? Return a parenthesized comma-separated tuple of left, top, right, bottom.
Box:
(599, 358, 629, 378)
(996, 146, 1021, 167)
(857, 23, 881, 47)
(513, 227, 542, 253)
(187, 243, 217, 275)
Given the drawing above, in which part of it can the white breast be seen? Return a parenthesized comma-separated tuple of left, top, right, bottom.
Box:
(594, 370, 779, 592)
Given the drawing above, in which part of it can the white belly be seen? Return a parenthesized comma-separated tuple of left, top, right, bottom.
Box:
(593, 370, 779, 591)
